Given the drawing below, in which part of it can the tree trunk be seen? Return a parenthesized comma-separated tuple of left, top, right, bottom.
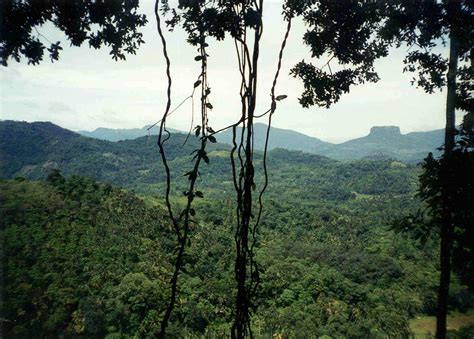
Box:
(436, 30, 458, 339)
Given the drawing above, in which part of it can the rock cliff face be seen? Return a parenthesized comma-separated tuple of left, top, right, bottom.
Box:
(368, 126, 402, 138)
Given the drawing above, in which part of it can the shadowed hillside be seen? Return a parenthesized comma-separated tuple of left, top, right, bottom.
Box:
(0, 120, 419, 201)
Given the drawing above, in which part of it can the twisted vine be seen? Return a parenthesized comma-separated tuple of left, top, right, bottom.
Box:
(153, 1, 292, 337)
(154, 1, 215, 337)
(230, 4, 294, 337)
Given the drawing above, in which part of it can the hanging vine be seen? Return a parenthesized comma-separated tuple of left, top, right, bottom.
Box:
(153, 1, 216, 337)
(154, 0, 293, 336)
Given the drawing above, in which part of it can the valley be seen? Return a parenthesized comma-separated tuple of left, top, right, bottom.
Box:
(1, 120, 472, 337)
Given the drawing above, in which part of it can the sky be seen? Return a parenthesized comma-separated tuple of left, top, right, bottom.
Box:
(0, 0, 460, 143)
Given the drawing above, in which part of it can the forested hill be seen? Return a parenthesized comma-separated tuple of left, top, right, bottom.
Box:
(0, 120, 231, 191)
(2, 120, 474, 337)
(76, 121, 444, 162)
(1, 120, 418, 200)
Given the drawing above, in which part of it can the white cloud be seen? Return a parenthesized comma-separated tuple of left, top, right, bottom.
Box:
(0, 0, 453, 142)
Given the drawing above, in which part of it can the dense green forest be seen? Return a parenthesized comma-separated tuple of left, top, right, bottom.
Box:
(1, 121, 473, 337)
(1, 0, 472, 336)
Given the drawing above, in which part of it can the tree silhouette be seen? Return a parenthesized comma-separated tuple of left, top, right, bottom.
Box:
(0, 0, 147, 65)
(381, 3, 472, 337)
(418, 114, 474, 286)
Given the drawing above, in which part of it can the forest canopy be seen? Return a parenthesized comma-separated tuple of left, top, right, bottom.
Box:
(0, 0, 473, 338)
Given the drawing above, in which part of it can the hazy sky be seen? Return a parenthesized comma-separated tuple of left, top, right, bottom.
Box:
(0, 0, 459, 143)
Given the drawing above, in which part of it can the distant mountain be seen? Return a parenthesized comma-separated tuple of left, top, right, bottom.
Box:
(77, 125, 182, 141)
(2, 120, 445, 169)
(322, 126, 444, 162)
(216, 122, 333, 153)
(0, 120, 226, 183)
(0, 120, 418, 200)
(0, 121, 338, 196)
(0, 121, 83, 178)
(217, 123, 444, 163)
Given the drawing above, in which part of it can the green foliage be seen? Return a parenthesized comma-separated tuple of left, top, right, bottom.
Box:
(0, 176, 171, 337)
(395, 117, 474, 289)
(1, 122, 473, 337)
(1, 167, 472, 337)
(418, 137, 474, 287)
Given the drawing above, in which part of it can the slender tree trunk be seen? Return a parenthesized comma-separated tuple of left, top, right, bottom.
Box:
(444, 37, 458, 153)
(436, 30, 459, 339)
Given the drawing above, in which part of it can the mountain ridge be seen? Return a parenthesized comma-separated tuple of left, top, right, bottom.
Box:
(0, 120, 418, 202)
(216, 122, 443, 162)
(77, 125, 182, 141)
(4, 120, 444, 163)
